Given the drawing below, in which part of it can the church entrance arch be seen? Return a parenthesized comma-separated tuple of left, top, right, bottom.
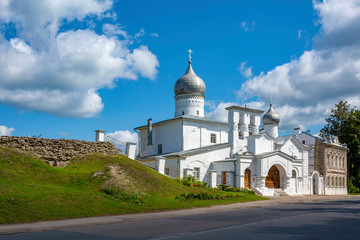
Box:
(266, 165, 280, 188)
(244, 169, 251, 189)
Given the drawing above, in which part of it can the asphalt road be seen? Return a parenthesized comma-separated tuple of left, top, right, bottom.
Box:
(1, 197, 360, 240)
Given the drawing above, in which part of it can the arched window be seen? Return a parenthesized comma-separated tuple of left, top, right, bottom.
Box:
(335, 177, 338, 187)
(327, 176, 330, 187)
(238, 124, 243, 139)
(339, 157, 342, 169)
(250, 115, 255, 126)
(292, 170, 296, 178)
(341, 157, 344, 169)
(335, 156, 338, 168)
(239, 114, 244, 123)
(331, 176, 334, 187)
(341, 177, 344, 187)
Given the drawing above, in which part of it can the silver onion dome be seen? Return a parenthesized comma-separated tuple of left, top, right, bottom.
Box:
(174, 61, 206, 96)
(263, 104, 280, 125)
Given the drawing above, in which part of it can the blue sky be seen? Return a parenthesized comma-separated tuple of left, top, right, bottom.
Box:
(0, 0, 359, 144)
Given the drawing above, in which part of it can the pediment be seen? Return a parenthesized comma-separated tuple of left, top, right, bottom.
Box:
(189, 160, 206, 166)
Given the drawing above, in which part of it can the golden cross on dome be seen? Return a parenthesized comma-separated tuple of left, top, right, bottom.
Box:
(188, 49, 193, 62)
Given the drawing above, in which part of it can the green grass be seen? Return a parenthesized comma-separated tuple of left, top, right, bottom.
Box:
(0, 147, 267, 224)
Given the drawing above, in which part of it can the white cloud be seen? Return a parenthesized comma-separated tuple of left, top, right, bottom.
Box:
(0, 0, 159, 118)
(150, 33, 159, 38)
(205, 101, 238, 122)
(238, 0, 360, 131)
(102, 24, 129, 39)
(127, 45, 159, 80)
(134, 28, 145, 39)
(240, 21, 256, 32)
(105, 130, 138, 150)
(58, 131, 69, 137)
(0, 125, 14, 136)
(238, 62, 253, 78)
(297, 30, 303, 40)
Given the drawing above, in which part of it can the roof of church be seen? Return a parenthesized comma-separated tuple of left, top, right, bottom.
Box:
(155, 142, 231, 158)
(274, 135, 293, 145)
(134, 115, 228, 130)
(174, 61, 206, 96)
(274, 134, 312, 151)
(225, 105, 264, 114)
(263, 104, 280, 125)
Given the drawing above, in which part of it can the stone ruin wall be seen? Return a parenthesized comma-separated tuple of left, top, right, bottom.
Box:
(0, 136, 119, 167)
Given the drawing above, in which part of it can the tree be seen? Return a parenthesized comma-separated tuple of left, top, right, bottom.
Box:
(322, 101, 360, 192)
(322, 101, 360, 157)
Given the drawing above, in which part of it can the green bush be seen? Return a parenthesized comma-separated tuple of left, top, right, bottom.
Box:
(217, 184, 255, 195)
(176, 191, 244, 201)
(348, 176, 360, 193)
(176, 175, 207, 187)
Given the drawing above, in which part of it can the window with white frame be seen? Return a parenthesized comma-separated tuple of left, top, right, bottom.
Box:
(193, 167, 200, 180)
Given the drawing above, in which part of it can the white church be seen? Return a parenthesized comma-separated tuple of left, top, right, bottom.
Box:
(135, 54, 326, 196)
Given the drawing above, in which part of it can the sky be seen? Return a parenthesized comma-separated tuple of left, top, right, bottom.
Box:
(0, 0, 360, 146)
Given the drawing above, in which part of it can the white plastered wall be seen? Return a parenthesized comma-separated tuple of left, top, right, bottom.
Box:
(139, 120, 183, 157)
(182, 120, 228, 151)
(181, 146, 231, 185)
(247, 135, 273, 155)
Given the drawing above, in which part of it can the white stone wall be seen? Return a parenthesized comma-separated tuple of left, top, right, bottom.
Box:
(296, 133, 316, 171)
(181, 146, 231, 184)
(175, 95, 204, 117)
(247, 136, 273, 155)
(164, 158, 179, 177)
(139, 120, 183, 157)
(325, 187, 347, 195)
(280, 139, 302, 159)
(212, 161, 236, 186)
(182, 120, 228, 151)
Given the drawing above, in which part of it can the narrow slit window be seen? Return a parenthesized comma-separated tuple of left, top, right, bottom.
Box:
(210, 133, 216, 143)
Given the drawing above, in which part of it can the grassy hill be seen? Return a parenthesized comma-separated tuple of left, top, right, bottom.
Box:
(0, 147, 266, 224)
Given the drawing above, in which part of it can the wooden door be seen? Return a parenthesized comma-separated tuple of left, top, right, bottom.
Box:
(265, 166, 280, 188)
(222, 171, 227, 184)
(244, 169, 251, 189)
